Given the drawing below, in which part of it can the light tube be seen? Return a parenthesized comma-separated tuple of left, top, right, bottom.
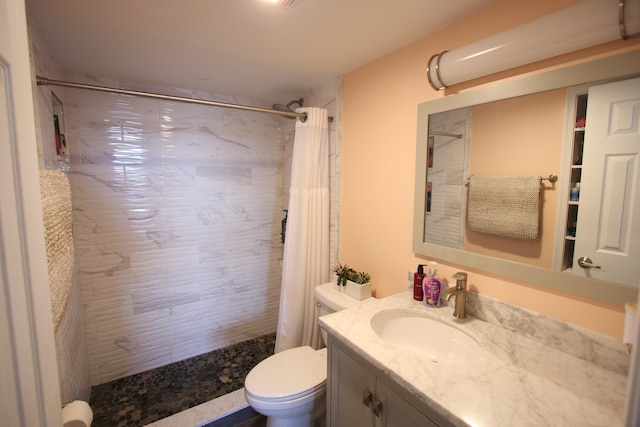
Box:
(427, 0, 640, 90)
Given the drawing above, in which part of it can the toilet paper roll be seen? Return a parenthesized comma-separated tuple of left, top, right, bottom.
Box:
(624, 302, 638, 354)
(62, 400, 93, 427)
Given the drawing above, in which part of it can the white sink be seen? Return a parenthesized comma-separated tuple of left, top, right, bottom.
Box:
(370, 309, 484, 364)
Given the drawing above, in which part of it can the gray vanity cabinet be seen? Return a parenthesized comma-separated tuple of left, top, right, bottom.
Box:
(327, 336, 450, 427)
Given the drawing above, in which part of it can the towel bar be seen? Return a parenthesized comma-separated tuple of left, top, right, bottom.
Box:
(467, 174, 558, 183)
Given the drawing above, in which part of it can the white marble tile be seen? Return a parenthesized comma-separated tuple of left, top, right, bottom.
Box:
(61, 75, 321, 385)
(54, 280, 91, 402)
(464, 291, 629, 375)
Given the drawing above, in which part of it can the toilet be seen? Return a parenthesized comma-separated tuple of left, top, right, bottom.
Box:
(244, 281, 370, 427)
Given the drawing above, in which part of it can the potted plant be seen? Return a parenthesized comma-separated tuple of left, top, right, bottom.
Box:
(333, 263, 372, 300)
(333, 263, 351, 287)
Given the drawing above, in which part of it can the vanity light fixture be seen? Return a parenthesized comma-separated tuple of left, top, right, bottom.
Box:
(426, 0, 640, 90)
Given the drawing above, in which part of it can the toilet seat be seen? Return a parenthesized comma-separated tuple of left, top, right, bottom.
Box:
(245, 346, 326, 401)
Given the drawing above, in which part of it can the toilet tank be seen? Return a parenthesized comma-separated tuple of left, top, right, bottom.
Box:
(315, 282, 366, 313)
(315, 282, 371, 345)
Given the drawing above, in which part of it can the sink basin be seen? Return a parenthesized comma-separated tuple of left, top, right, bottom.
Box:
(370, 309, 484, 364)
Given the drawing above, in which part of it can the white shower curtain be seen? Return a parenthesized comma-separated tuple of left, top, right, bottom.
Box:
(275, 107, 330, 353)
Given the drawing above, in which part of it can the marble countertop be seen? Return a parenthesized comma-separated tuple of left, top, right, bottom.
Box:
(319, 290, 628, 427)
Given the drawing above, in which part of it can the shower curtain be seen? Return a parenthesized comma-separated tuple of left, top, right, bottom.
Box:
(275, 107, 330, 353)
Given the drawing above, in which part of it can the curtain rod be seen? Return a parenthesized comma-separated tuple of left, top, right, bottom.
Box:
(36, 76, 334, 123)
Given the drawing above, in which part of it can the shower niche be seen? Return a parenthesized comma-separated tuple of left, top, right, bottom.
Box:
(51, 91, 69, 167)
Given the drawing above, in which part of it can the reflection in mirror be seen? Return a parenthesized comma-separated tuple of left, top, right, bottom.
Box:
(424, 108, 469, 249)
(413, 50, 640, 307)
(425, 90, 564, 270)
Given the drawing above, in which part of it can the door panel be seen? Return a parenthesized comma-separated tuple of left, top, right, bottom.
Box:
(573, 77, 640, 285)
(329, 343, 373, 427)
(376, 380, 437, 427)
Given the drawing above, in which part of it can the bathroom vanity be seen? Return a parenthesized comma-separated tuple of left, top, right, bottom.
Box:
(329, 336, 452, 426)
(320, 291, 629, 427)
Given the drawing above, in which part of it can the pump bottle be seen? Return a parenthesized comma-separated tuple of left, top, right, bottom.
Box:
(423, 262, 442, 307)
(413, 264, 426, 301)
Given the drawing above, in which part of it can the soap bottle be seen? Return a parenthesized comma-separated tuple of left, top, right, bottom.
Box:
(423, 262, 441, 307)
(570, 182, 580, 201)
(413, 264, 427, 301)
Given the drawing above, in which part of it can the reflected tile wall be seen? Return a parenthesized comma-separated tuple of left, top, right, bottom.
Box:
(64, 78, 296, 385)
(425, 107, 471, 249)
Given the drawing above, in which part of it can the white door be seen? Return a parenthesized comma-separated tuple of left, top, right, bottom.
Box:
(573, 77, 640, 285)
(0, 0, 62, 425)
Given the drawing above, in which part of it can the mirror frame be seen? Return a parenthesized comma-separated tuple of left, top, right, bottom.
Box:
(413, 50, 640, 307)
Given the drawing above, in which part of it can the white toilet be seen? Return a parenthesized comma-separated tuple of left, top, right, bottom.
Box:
(244, 281, 370, 427)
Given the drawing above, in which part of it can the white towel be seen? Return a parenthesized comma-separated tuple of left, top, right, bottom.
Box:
(467, 176, 541, 240)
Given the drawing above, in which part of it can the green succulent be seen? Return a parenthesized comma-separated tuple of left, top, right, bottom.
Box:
(333, 263, 370, 286)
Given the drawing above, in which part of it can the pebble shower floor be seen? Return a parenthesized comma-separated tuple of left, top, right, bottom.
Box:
(89, 333, 276, 426)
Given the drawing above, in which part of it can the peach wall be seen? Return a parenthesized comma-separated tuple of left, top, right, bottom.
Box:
(341, 0, 640, 338)
(464, 89, 565, 268)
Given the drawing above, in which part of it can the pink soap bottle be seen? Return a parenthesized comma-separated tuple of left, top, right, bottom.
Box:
(423, 262, 441, 307)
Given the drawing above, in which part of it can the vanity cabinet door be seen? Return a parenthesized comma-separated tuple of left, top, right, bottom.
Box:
(375, 379, 438, 427)
(328, 339, 442, 427)
(328, 341, 375, 427)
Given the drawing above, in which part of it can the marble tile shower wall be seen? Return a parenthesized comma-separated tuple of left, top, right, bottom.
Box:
(64, 80, 295, 385)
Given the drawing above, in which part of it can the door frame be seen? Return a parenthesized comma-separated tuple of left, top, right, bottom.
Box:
(1, 0, 62, 424)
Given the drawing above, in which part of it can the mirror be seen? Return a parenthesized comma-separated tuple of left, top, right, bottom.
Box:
(424, 91, 563, 267)
(413, 50, 640, 307)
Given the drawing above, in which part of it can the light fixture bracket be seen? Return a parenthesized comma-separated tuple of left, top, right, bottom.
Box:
(426, 51, 449, 91)
(619, 0, 640, 39)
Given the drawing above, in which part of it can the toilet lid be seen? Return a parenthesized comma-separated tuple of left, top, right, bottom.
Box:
(245, 346, 326, 400)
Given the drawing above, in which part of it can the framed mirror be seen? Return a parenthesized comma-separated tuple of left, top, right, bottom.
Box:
(413, 50, 640, 307)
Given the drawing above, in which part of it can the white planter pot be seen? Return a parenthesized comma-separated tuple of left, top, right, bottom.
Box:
(335, 278, 371, 300)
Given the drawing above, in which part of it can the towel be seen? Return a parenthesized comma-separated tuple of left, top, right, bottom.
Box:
(467, 176, 541, 240)
(39, 169, 74, 332)
(624, 302, 638, 354)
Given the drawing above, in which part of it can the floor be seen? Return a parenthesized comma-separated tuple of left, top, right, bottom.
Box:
(89, 333, 275, 427)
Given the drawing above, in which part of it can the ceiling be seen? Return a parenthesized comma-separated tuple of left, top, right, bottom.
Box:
(26, 0, 495, 103)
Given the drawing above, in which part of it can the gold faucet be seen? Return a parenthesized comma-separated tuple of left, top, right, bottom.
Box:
(442, 272, 467, 319)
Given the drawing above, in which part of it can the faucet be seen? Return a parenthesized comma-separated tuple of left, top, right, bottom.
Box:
(442, 272, 467, 319)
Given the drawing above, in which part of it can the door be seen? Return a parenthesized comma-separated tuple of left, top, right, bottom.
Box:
(375, 380, 438, 427)
(0, 0, 62, 425)
(329, 343, 374, 427)
(573, 77, 640, 285)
